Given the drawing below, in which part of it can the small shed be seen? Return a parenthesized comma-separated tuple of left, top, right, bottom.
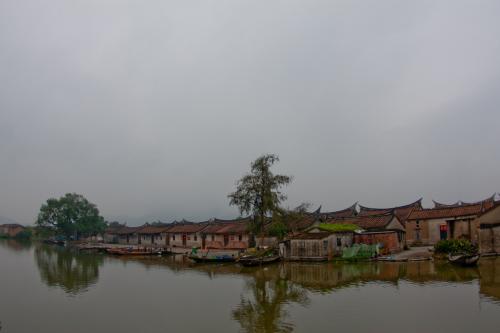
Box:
(281, 229, 353, 261)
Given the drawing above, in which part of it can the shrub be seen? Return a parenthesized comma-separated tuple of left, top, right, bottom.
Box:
(434, 239, 475, 254)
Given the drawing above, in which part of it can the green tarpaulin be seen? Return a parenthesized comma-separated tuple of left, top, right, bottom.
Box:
(342, 244, 379, 260)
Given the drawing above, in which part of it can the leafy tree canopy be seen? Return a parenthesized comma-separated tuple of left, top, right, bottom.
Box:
(36, 193, 106, 238)
(228, 154, 292, 234)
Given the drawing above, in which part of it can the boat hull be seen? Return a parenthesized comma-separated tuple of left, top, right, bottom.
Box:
(188, 255, 237, 263)
(239, 255, 281, 267)
(448, 253, 480, 266)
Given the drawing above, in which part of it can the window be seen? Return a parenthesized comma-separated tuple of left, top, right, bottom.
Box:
(336, 238, 342, 247)
(173, 234, 176, 240)
(238, 234, 242, 241)
(194, 235, 197, 241)
(187, 236, 191, 240)
(323, 240, 328, 252)
(416, 221, 420, 228)
(211, 235, 215, 241)
(230, 236, 234, 241)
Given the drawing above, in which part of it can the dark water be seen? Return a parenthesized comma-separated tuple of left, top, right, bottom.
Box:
(1, 240, 500, 333)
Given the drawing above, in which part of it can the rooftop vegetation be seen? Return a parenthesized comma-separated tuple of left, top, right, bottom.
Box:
(317, 223, 360, 232)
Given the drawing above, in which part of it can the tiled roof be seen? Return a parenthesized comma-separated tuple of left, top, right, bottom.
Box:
(290, 231, 332, 240)
(138, 226, 171, 234)
(408, 204, 484, 220)
(321, 203, 358, 219)
(477, 201, 500, 225)
(433, 195, 496, 209)
(358, 199, 422, 222)
(202, 220, 250, 234)
(326, 213, 395, 231)
(286, 215, 317, 231)
(433, 200, 461, 208)
(113, 226, 145, 235)
(0, 223, 24, 228)
(166, 223, 208, 233)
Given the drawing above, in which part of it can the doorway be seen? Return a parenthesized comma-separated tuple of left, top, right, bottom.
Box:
(439, 224, 447, 240)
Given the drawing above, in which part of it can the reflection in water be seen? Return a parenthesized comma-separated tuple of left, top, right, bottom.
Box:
(34, 245, 103, 295)
(232, 268, 309, 333)
(2, 240, 500, 333)
(0, 239, 32, 252)
(478, 257, 500, 303)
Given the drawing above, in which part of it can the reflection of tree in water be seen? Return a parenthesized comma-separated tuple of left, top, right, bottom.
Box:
(232, 268, 309, 333)
(35, 245, 103, 295)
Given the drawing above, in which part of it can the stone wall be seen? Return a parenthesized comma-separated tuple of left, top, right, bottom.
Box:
(479, 226, 500, 254)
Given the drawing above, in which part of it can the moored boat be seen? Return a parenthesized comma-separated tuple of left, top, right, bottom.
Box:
(238, 254, 281, 267)
(106, 247, 162, 256)
(448, 253, 480, 266)
(188, 253, 237, 263)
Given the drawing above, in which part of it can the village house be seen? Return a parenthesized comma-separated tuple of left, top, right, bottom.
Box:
(281, 232, 339, 261)
(201, 218, 251, 250)
(326, 212, 407, 254)
(165, 222, 208, 248)
(138, 226, 171, 247)
(0, 224, 25, 238)
(113, 226, 145, 245)
(476, 202, 500, 254)
(103, 227, 121, 243)
(281, 223, 359, 261)
(406, 196, 495, 246)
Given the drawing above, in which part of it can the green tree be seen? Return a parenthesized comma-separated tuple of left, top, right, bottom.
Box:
(36, 193, 106, 239)
(228, 154, 292, 234)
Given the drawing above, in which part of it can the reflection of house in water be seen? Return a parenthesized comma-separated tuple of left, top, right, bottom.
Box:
(478, 258, 500, 302)
(34, 244, 103, 294)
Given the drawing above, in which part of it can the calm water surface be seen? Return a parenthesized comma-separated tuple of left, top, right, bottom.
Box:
(1, 239, 500, 333)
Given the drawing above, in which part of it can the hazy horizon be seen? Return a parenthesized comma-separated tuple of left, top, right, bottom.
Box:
(2, 1, 500, 226)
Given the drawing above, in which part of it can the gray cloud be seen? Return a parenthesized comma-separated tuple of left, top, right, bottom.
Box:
(1, 1, 499, 225)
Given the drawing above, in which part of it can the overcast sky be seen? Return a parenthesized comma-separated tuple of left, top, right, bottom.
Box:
(1, 1, 499, 225)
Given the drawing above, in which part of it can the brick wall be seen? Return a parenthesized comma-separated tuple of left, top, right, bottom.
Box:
(354, 232, 403, 254)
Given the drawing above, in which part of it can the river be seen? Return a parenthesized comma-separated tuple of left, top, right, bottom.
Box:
(1, 239, 499, 332)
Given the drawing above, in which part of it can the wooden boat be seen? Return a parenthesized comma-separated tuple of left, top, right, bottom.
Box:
(188, 253, 237, 263)
(43, 239, 66, 246)
(448, 253, 480, 266)
(238, 254, 281, 267)
(106, 248, 162, 256)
